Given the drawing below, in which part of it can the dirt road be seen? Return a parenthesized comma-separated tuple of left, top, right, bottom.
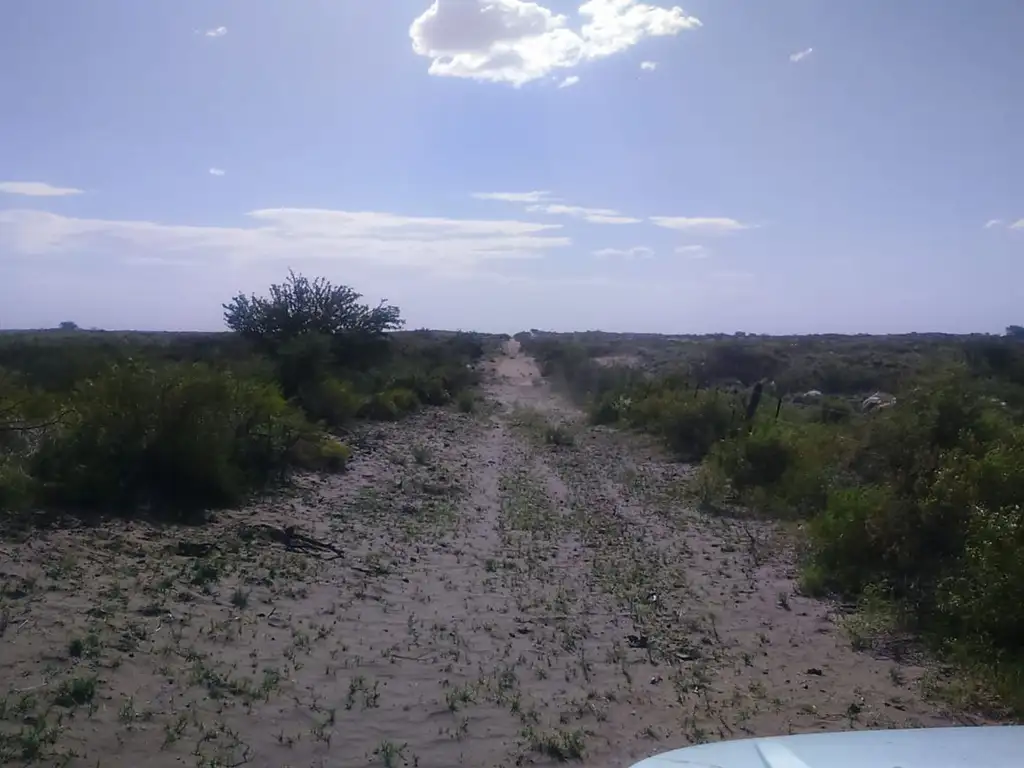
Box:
(0, 348, 968, 767)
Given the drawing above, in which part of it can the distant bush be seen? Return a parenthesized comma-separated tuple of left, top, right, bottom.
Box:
(594, 383, 740, 461)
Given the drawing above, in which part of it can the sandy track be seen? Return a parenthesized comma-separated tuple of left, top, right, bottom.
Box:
(0, 349, 972, 767)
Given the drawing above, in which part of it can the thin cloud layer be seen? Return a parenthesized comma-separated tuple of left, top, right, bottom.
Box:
(650, 216, 751, 233)
(987, 218, 1024, 230)
(0, 207, 570, 269)
(675, 244, 710, 258)
(640, 60, 657, 70)
(593, 246, 653, 259)
(203, 26, 228, 38)
(527, 203, 639, 225)
(410, 0, 701, 86)
(0, 181, 84, 197)
(789, 47, 813, 63)
(477, 191, 640, 224)
(209, 168, 226, 177)
(558, 75, 581, 88)
(472, 191, 552, 203)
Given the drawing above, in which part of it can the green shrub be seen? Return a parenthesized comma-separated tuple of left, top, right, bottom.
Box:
(390, 387, 421, 413)
(413, 376, 451, 406)
(299, 377, 365, 427)
(715, 428, 794, 489)
(707, 421, 854, 518)
(544, 423, 576, 447)
(590, 392, 634, 425)
(633, 390, 737, 461)
(360, 387, 420, 421)
(816, 397, 854, 424)
(938, 503, 1024, 650)
(30, 362, 311, 519)
(291, 436, 352, 473)
(0, 457, 34, 513)
(457, 390, 476, 413)
(806, 485, 899, 594)
(689, 462, 728, 509)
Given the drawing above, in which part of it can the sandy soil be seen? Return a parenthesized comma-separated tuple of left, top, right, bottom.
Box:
(0, 345, 979, 767)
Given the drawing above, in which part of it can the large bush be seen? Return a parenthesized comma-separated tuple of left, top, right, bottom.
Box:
(30, 362, 318, 519)
(705, 374, 1024, 673)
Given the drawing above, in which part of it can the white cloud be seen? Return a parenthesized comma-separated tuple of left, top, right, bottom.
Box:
(0, 181, 84, 197)
(473, 190, 553, 203)
(0, 207, 571, 269)
(675, 244, 710, 258)
(476, 191, 640, 224)
(203, 26, 228, 38)
(593, 246, 653, 259)
(528, 203, 640, 224)
(409, 0, 701, 86)
(209, 168, 226, 177)
(640, 60, 657, 70)
(1011, 220, 1024, 230)
(789, 47, 813, 63)
(558, 75, 581, 88)
(650, 216, 752, 233)
(984, 219, 1003, 229)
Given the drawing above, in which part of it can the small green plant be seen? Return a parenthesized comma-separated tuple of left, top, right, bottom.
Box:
(445, 683, 475, 712)
(373, 739, 407, 767)
(527, 727, 587, 761)
(411, 444, 432, 465)
(230, 587, 250, 609)
(54, 676, 97, 707)
(544, 423, 575, 447)
(689, 463, 727, 509)
(457, 390, 476, 413)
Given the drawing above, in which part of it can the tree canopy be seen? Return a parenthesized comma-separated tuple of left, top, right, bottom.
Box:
(223, 271, 403, 349)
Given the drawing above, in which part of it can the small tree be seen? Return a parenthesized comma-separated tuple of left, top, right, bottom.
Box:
(58, 321, 78, 331)
(1006, 325, 1024, 339)
(224, 271, 403, 347)
(223, 271, 404, 394)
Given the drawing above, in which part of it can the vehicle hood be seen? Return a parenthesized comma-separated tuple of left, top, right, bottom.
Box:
(629, 726, 1024, 768)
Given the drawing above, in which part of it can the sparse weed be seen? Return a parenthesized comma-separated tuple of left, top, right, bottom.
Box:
(230, 586, 250, 609)
(544, 423, 576, 447)
(525, 727, 587, 761)
(373, 739, 408, 768)
(411, 444, 432, 466)
(54, 676, 97, 707)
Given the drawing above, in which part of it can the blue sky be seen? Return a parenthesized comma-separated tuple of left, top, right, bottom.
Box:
(1, 0, 1022, 334)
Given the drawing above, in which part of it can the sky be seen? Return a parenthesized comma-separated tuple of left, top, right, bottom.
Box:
(1, 0, 1022, 335)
